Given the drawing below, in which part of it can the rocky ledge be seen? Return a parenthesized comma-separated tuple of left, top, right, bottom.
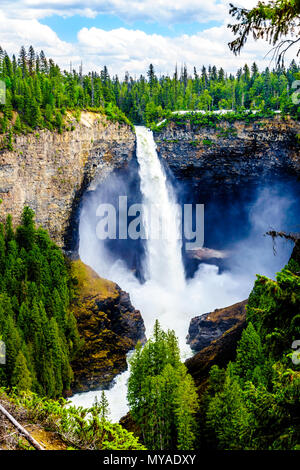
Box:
(154, 116, 300, 188)
(70, 260, 146, 393)
(185, 318, 246, 392)
(186, 299, 247, 352)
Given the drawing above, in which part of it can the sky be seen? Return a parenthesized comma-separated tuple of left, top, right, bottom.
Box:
(0, 0, 284, 77)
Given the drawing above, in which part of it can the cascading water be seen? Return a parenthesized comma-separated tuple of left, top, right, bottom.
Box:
(70, 126, 192, 420)
(135, 126, 185, 290)
(70, 125, 296, 422)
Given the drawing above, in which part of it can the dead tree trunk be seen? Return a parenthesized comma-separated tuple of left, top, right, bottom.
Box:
(0, 403, 44, 450)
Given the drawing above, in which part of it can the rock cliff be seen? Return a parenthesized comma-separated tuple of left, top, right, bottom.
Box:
(187, 299, 247, 352)
(185, 318, 246, 392)
(70, 260, 146, 393)
(0, 112, 135, 249)
(154, 116, 300, 187)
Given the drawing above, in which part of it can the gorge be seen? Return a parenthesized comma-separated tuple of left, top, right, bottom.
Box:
(0, 112, 299, 422)
(71, 119, 299, 420)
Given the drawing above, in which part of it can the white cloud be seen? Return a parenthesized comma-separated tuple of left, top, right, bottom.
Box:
(0, 10, 78, 65)
(2, 0, 227, 23)
(0, 3, 295, 78)
(76, 24, 275, 76)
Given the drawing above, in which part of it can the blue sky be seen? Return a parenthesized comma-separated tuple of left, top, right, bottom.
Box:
(0, 1, 272, 76)
(41, 13, 222, 42)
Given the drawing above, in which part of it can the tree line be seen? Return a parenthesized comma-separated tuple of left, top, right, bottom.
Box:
(0, 46, 299, 141)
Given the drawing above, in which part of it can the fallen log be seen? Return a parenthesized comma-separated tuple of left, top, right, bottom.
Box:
(0, 403, 44, 450)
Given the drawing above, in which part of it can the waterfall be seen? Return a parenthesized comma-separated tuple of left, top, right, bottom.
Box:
(70, 126, 295, 421)
(70, 126, 192, 420)
(135, 126, 186, 290)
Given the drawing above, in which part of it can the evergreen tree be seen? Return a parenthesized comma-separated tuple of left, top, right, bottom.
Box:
(128, 321, 198, 450)
(0, 208, 80, 397)
(11, 350, 32, 392)
(0, 46, 298, 138)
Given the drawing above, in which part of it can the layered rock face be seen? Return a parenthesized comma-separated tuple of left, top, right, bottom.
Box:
(187, 299, 247, 352)
(154, 116, 300, 187)
(0, 112, 135, 249)
(185, 317, 246, 390)
(70, 260, 146, 393)
(185, 300, 247, 390)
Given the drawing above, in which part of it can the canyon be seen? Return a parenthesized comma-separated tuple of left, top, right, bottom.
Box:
(0, 113, 299, 255)
(0, 112, 299, 396)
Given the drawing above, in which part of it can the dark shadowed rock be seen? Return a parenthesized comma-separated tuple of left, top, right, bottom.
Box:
(291, 239, 300, 264)
(185, 319, 246, 390)
(186, 299, 247, 352)
(154, 117, 300, 189)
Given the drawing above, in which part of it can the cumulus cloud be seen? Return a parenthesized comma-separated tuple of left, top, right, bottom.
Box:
(2, 0, 227, 23)
(76, 24, 273, 76)
(0, 1, 292, 77)
(0, 10, 79, 66)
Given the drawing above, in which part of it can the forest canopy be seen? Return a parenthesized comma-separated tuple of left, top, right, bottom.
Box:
(0, 46, 299, 145)
(0, 208, 81, 398)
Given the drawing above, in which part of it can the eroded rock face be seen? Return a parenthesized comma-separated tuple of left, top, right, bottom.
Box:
(70, 260, 146, 393)
(0, 112, 135, 249)
(154, 116, 300, 187)
(185, 319, 246, 390)
(186, 299, 247, 352)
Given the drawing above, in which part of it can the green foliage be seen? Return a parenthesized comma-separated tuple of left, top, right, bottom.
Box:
(11, 351, 32, 393)
(228, 0, 300, 66)
(3, 388, 145, 450)
(128, 320, 199, 450)
(202, 260, 300, 450)
(0, 208, 81, 397)
(0, 46, 299, 141)
(0, 46, 132, 139)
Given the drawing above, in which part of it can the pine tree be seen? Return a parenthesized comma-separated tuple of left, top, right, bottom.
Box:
(28, 46, 35, 76)
(175, 371, 199, 450)
(128, 321, 198, 450)
(18, 46, 27, 78)
(11, 350, 32, 392)
(99, 391, 110, 421)
(235, 322, 264, 382)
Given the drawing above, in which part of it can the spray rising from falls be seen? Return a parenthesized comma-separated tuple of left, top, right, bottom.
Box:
(70, 127, 193, 419)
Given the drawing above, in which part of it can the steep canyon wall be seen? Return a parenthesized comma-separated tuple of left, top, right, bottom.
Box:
(0, 111, 135, 249)
(154, 116, 300, 188)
